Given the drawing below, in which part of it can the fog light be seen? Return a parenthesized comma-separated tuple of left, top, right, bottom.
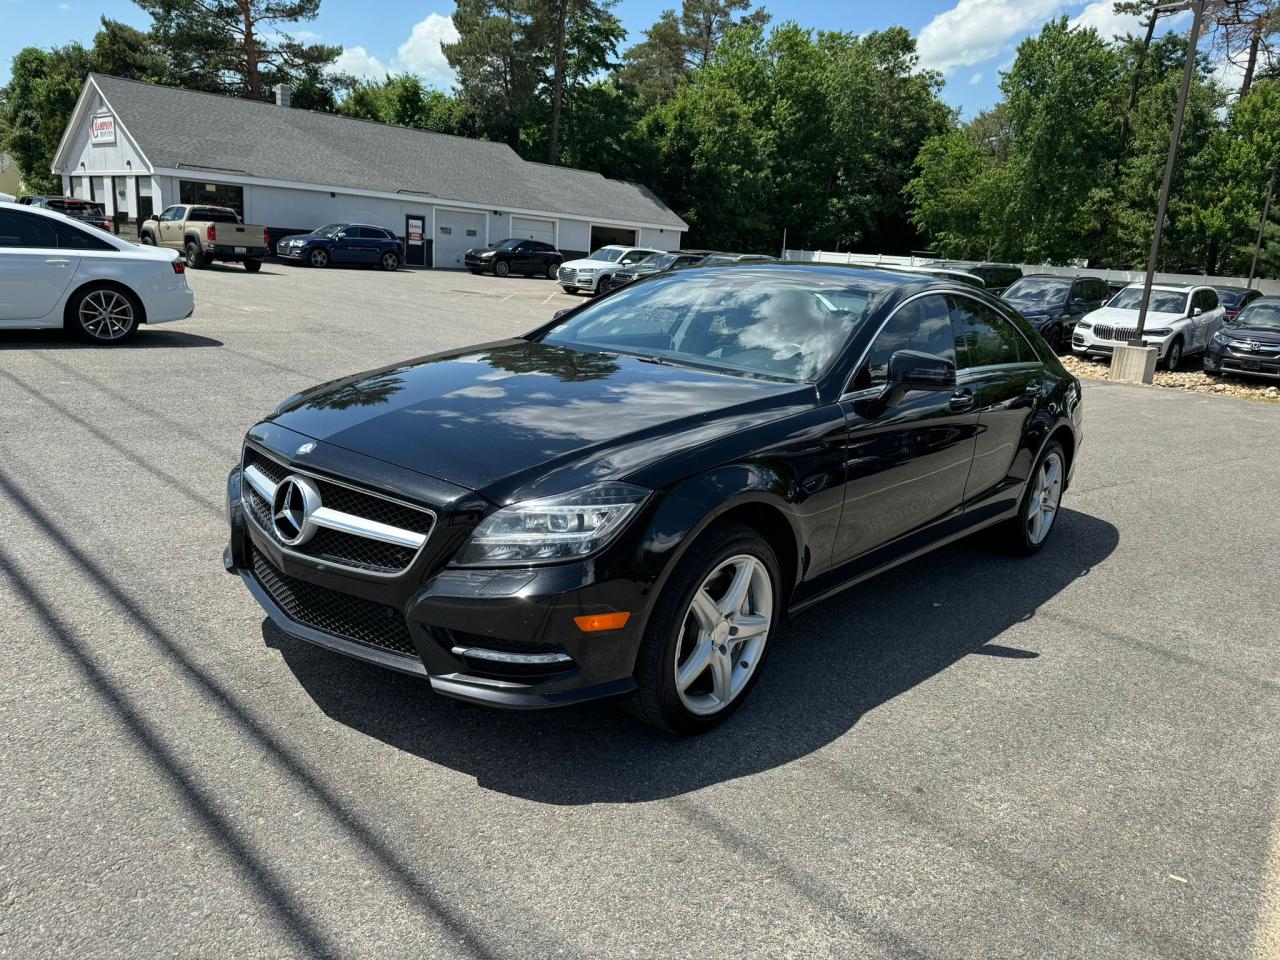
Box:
(574, 612, 631, 632)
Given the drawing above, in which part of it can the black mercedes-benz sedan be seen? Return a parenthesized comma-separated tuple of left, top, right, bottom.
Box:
(225, 264, 1083, 734)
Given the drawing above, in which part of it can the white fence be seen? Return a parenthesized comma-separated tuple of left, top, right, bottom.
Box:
(782, 249, 1280, 296)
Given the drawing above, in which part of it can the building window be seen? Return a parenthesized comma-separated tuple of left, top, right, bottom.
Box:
(439, 226, 452, 235)
(90, 176, 105, 202)
(179, 180, 244, 217)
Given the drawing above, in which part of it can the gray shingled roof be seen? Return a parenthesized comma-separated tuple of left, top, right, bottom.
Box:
(89, 74, 687, 229)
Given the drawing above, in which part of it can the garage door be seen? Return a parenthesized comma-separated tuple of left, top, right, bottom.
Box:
(511, 216, 555, 246)
(434, 208, 486, 269)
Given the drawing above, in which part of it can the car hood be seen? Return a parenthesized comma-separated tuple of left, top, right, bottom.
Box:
(286, 233, 326, 242)
(267, 339, 814, 503)
(1082, 305, 1183, 325)
(560, 257, 617, 271)
(1221, 325, 1280, 345)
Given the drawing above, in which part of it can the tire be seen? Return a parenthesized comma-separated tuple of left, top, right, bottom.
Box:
(184, 241, 208, 269)
(561, 286, 575, 294)
(546, 262, 559, 280)
(243, 259, 262, 273)
(1048, 324, 1066, 354)
(68, 284, 141, 344)
(308, 247, 330, 268)
(494, 260, 510, 278)
(997, 440, 1066, 556)
(1162, 337, 1183, 371)
(140, 233, 155, 246)
(625, 523, 781, 734)
(379, 250, 400, 272)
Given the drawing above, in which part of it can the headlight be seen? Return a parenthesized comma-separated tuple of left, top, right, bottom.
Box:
(1212, 329, 1233, 345)
(1076, 321, 1092, 331)
(480, 251, 495, 258)
(1144, 327, 1173, 337)
(454, 482, 649, 566)
(576, 267, 597, 275)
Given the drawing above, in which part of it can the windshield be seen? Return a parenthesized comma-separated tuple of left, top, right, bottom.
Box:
(1107, 287, 1189, 314)
(1231, 301, 1280, 330)
(538, 273, 878, 382)
(314, 223, 346, 237)
(588, 248, 625, 262)
(635, 253, 675, 270)
(1004, 277, 1070, 305)
(497, 239, 521, 251)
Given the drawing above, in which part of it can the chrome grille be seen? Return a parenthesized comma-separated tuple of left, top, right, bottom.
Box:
(558, 267, 578, 284)
(1091, 324, 1138, 342)
(241, 445, 434, 576)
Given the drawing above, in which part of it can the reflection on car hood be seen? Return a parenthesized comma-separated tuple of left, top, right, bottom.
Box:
(1005, 297, 1061, 314)
(1222, 325, 1280, 345)
(267, 340, 814, 502)
(1082, 305, 1183, 324)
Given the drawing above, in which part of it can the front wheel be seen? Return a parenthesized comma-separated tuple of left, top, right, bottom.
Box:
(380, 251, 400, 272)
(69, 285, 140, 344)
(625, 523, 780, 734)
(140, 233, 155, 246)
(1162, 337, 1183, 371)
(494, 260, 510, 278)
(243, 259, 262, 273)
(308, 248, 330, 268)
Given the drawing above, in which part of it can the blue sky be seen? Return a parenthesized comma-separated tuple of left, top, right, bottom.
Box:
(1, 0, 1176, 117)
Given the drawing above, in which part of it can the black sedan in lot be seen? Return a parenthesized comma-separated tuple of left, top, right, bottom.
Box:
(1203, 296, 1280, 380)
(466, 238, 563, 278)
(277, 223, 402, 270)
(608, 250, 709, 289)
(224, 264, 1082, 734)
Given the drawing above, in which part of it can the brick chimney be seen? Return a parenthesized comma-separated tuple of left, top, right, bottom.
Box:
(274, 83, 291, 108)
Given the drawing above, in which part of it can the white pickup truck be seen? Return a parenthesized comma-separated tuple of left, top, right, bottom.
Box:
(141, 204, 269, 272)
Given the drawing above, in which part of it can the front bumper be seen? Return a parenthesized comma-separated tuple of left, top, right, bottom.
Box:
(1072, 329, 1172, 358)
(224, 458, 644, 710)
(1204, 342, 1280, 379)
(464, 255, 496, 270)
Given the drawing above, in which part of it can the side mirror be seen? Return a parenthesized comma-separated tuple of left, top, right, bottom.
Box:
(1192, 307, 1203, 317)
(335, 232, 347, 240)
(880, 350, 956, 409)
(553, 308, 570, 320)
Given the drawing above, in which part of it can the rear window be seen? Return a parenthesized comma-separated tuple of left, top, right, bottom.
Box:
(192, 207, 240, 223)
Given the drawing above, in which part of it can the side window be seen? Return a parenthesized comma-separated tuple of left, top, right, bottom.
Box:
(851, 295, 955, 391)
(1200, 289, 1218, 311)
(53, 221, 114, 251)
(950, 296, 1028, 368)
(346, 227, 369, 239)
(0, 211, 59, 248)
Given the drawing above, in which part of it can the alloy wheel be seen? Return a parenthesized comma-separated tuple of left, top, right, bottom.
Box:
(78, 289, 135, 341)
(673, 554, 773, 716)
(1026, 451, 1063, 545)
(381, 252, 398, 271)
(310, 249, 329, 268)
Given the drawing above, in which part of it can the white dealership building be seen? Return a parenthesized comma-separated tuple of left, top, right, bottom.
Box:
(52, 74, 687, 267)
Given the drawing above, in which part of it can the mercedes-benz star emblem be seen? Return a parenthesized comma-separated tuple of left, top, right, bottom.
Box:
(296, 442, 316, 455)
(271, 474, 321, 546)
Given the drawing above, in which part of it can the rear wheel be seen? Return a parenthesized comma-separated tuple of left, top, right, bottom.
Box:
(495, 260, 510, 278)
(184, 241, 208, 269)
(69, 285, 141, 344)
(546, 262, 559, 279)
(243, 259, 262, 273)
(999, 440, 1066, 555)
(626, 523, 780, 734)
(380, 250, 400, 272)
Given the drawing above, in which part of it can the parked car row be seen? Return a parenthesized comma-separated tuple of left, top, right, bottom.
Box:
(19, 195, 111, 232)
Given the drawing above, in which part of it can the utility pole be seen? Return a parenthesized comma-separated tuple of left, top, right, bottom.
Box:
(1115, 0, 1206, 384)
(1247, 165, 1276, 289)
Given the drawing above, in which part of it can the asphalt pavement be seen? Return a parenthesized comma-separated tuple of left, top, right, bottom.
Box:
(1, 262, 1277, 959)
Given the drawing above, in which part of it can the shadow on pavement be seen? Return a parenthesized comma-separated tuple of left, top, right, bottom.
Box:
(0, 329, 223, 349)
(268, 508, 1120, 805)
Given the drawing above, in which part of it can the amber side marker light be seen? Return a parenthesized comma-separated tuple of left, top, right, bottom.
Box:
(574, 612, 631, 633)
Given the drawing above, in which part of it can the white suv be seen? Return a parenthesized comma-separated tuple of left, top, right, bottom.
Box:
(557, 244, 664, 295)
(1072, 283, 1225, 371)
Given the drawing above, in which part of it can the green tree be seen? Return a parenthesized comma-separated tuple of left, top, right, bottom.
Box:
(0, 45, 91, 194)
(91, 17, 170, 82)
(338, 74, 475, 136)
(443, 0, 545, 148)
(134, 0, 343, 100)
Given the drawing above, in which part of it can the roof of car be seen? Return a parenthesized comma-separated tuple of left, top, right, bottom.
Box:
(1212, 284, 1250, 292)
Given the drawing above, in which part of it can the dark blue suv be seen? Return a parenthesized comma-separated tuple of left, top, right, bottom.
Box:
(277, 223, 402, 271)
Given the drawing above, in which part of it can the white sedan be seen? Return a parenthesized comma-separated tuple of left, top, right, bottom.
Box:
(0, 199, 194, 344)
(1072, 282, 1225, 371)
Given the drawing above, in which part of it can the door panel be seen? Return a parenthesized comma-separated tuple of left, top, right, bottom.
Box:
(0, 212, 78, 322)
(512, 217, 555, 246)
(833, 293, 979, 564)
(435, 209, 485, 269)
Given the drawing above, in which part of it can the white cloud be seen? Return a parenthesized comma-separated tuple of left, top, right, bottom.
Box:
(968, 72, 983, 85)
(397, 13, 459, 88)
(330, 45, 390, 81)
(1069, 1, 1143, 38)
(917, 0, 1063, 74)
(292, 29, 322, 42)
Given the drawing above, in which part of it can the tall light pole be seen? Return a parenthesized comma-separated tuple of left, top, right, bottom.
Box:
(1247, 166, 1276, 289)
(1131, 0, 1206, 347)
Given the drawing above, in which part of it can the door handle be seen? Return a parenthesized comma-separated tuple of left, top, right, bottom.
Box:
(45, 258, 72, 267)
(949, 389, 974, 412)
